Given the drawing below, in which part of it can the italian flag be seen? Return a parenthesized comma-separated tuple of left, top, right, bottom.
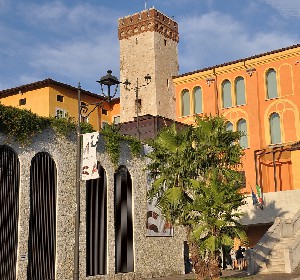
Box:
(256, 185, 263, 205)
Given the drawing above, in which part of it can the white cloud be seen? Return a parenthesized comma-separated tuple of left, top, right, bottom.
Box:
(28, 33, 120, 91)
(264, 0, 300, 17)
(178, 11, 298, 73)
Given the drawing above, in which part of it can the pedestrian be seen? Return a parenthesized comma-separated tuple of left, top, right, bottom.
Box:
(236, 246, 244, 270)
(229, 248, 236, 270)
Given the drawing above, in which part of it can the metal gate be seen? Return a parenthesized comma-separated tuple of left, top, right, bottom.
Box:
(114, 166, 134, 273)
(86, 164, 107, 276)
(27, 152, 57, 280)
(0, 145, 20, 280)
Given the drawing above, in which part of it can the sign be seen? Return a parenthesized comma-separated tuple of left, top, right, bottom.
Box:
(81, 132, 99, 181)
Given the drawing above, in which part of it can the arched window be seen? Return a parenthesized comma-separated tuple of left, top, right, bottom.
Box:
(225, 121, 233, 131)
(193, 86, 202, 114)
(237, 119, 248, 148)
(270, 112, 281, 144)
(222, 80, 232, 108)
(235, 77, 246, 105)
(181, 89, 190, 116)
(266, 69, 278, 99)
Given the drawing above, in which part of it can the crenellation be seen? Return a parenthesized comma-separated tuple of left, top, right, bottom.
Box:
(118, 8, 179, 42)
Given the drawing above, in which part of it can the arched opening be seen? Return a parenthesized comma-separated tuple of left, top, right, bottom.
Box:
(86, 164, 107, 276)
(0, 145, 20, 280)
(114, 166, 134, 273)
(27, 152, 57, 280)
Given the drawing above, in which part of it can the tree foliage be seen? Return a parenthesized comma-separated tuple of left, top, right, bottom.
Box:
(147, 115, 247, 279)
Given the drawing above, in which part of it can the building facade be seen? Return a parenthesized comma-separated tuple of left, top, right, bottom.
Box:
(0, 78, 120, 131)
(173, 44, 300, 196)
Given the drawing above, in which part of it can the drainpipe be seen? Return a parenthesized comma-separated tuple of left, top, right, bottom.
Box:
(272, 148, 278, 192)
(213, 68, 219, 115)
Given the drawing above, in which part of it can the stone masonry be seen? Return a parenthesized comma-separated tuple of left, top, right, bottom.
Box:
(119, 8, 179, 123)
(0, 129, 185, 280)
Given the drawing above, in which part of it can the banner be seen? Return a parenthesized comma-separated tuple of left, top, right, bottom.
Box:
(81, 132, 99, 181)
(144, 145, 174, 237)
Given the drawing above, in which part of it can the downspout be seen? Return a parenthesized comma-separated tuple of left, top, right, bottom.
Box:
(273, 148, 278, 192)
(213, 68, 219, 116)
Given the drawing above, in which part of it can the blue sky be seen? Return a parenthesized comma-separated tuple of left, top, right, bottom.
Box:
(1, 0, 300, 93)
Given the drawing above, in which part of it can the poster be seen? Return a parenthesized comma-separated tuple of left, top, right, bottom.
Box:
(81, 132, 99, 180)
(144, 145, 174, 237)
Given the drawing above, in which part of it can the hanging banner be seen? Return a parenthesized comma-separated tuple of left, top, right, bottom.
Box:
(81, 132, 99, 181)
(144, 145, 174, 237)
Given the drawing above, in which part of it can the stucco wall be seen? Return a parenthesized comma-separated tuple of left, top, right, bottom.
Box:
(0, 129, 185, 280)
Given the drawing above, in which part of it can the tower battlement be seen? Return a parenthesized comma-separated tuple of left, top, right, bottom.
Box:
(118, 8, 179, 42)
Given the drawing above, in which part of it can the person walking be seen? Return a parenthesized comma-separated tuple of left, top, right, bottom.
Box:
(229, 248, 236, 270)
(236, 246, 244, 270)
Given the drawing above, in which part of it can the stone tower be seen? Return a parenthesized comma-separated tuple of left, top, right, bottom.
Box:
(118, 8, 179, 122)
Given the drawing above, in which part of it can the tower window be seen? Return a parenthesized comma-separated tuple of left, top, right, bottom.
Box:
(57, 95, 64, 102)
(102, 109, 108, 115)
(19, 98, 26, 106)
(164, 39, 167, 46)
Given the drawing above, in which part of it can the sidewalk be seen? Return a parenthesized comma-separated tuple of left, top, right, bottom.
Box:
(142, 268, 300, 280)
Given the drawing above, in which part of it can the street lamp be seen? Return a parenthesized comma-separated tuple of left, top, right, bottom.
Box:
(123, 74, 151, 140)
(74, 70, 119, 280)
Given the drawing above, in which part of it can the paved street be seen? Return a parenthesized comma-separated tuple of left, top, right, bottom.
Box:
(142, 268, 300, 280)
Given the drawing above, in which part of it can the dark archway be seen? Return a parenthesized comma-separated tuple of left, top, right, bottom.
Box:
(27, 152, 57, 280)
(86, 164, 107, 276)
(0, 145, 20, 280)
(114, 166, 134, 273)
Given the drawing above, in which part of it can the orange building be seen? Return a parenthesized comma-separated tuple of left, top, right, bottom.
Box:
(0, 78, 121, 130)
(173, 44, 300, 195)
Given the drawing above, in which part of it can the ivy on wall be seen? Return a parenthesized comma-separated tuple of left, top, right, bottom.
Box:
(101, 123, 142, 167)
(0, 103, 142, 164)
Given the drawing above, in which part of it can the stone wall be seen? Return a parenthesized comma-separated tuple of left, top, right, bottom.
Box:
(119, 8, 178, 123)
(0, 129, 185, 280)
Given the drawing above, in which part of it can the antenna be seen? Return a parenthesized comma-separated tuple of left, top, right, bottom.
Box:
(143, 0, 149, 10)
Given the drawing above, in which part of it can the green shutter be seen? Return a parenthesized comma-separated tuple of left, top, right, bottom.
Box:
(222, 80, 232, 108)
(193, 86, 202, 114)
(267, 69, 278, 99)
(236, 77, 246, 105)
(270, 113, 281, 144)
(182, 90, 190, 116)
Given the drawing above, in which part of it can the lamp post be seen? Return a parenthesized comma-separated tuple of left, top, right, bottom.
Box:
(123, 74, 151, 140)
(73, 70, 119, 280)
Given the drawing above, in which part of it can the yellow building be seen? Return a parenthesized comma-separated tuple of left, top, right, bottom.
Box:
(0, 78, 121, 130)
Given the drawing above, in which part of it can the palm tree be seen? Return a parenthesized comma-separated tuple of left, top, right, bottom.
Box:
(147, 115, 247, 280)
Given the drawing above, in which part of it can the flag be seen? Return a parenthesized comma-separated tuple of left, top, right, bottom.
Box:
(81, 132, 99, 180)
(256, 185, 263, 209)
